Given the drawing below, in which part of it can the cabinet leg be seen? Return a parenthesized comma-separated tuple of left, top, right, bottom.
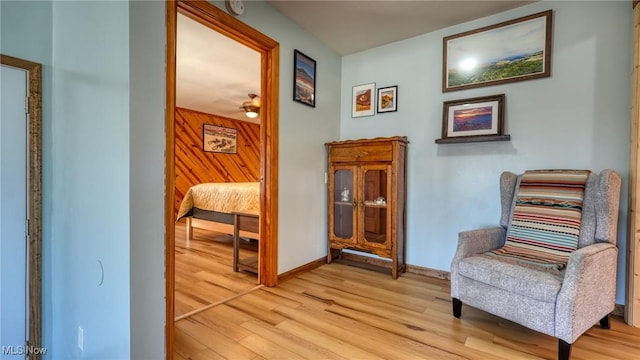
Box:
(327, 248, 341, 263)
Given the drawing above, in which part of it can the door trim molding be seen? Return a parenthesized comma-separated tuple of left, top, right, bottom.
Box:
(165, 1, 280, 357)
(626, 3, 640, 326)
(0, 54, 43, 358)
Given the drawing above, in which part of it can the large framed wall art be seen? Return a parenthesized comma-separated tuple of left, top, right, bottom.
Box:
(443, 10, 552, 92)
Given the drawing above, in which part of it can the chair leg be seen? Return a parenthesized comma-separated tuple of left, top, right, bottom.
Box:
(558, 339, 571, 360)
(600, 314, 611, 329)
(452, 298, 462, 318)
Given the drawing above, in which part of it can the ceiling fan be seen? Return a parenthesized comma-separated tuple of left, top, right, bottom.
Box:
(240, 93, 260, 118)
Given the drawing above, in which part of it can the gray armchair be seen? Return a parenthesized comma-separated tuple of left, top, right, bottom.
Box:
(450, 169, 621, 360)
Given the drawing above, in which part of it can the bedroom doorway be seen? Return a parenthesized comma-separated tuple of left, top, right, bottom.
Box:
(165, 0, 279, 358)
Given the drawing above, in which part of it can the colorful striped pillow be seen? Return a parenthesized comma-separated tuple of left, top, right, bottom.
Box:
(486, 169, 590, 270)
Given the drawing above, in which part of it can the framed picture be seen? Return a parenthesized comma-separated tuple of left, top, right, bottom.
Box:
(443, 10, 552, 92)
(377, 86, 398, 113)
(352, 82, 375, 117)
(293, 50, 316, 107)
(203, 124, 237, 154)
(440, 94, 506, 141)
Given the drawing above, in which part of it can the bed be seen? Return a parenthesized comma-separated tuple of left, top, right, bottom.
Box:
(176, 182, 260, 241)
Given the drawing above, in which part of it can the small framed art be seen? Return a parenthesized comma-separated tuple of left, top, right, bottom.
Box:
(436, 94, 510, 144)
(352, 82, 375, 117)
(203, 124, 237, 153)
(377, 86, 397, 113)
(293, 50, 316, 107)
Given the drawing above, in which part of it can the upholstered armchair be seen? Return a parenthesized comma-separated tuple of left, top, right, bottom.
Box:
(450, 169, 621, 360)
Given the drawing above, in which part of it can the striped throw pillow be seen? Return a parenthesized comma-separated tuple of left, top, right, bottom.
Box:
(487, 169, 590, 270)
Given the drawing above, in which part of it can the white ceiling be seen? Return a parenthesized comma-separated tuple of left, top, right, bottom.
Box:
(175, 0, 535, 122)
(267, 0, 536, 56)
(177, 13, 261, 123)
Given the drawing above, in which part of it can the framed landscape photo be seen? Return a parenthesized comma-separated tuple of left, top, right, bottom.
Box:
(352, 82, 375, 117)
(293, 49, 316, 107)
(443, 10, 552, 92)
(439, 94, 506, 141)
(377, 86, 398, 113)
(203, 124, 237, 154)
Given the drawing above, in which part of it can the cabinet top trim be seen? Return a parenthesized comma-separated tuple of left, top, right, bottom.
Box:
(325, 136, 408, 146)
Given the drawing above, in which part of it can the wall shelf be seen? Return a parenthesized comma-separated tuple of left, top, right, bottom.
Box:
(435, 134, 511, 144)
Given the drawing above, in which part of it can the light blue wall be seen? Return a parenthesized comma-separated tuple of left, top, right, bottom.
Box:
(129, 1, 166, 359)
(0, 0, 53, 355)
(340, 1, 631, 304)
(208, 0, 343, 272)
(50, 1, 130, 358)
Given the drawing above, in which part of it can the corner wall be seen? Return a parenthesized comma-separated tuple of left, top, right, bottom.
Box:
(340, 1, 631, 304)
(130, 1, 166, 359)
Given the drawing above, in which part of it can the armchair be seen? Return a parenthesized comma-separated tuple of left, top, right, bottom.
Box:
(450, 169, 621, 360)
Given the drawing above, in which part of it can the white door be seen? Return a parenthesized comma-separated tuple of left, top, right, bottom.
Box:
(0, 65, 28, 359)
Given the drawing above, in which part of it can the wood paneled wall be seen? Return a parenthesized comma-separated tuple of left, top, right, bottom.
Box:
(174, 107, 260, 215)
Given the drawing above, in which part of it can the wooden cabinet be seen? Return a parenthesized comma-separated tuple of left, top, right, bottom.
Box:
(326, 136, 408, 279)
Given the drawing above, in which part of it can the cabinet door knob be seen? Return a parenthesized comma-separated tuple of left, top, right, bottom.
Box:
(360, 201, 364, 208)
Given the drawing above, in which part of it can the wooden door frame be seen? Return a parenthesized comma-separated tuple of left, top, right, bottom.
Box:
(627, 1, 640, 326)
(165, 0, 279, 357)
(0, 54, 43, 358)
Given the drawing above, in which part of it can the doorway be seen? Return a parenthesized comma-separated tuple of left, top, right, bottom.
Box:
(0, 54, 43, 359)
(165, 1, 280, 357)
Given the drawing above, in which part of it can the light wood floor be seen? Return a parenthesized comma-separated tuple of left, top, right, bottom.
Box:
(175, 222, 258, 319)
(173, 261, 640, 360)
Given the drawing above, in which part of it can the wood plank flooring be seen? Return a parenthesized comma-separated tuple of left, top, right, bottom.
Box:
(175, 221, 258, 319)
(174, 262, 640, 360)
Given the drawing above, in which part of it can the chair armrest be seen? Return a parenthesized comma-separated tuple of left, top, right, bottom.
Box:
(450, 227, 506, 299)
(455, 227, 506, 259)
(555, 243, 618, 344)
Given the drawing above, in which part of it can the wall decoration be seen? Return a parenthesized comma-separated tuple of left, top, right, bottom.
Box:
(436, 94, 510, 144)
(203, 124, 237, 153)
(293, 49, 316, 107)
(443, 10, 552, 92)
(377, 86, 398, 113)
(352, 82, 376, 117)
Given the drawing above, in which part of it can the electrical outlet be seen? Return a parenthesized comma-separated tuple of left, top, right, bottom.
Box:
(78, 326, 84, 352)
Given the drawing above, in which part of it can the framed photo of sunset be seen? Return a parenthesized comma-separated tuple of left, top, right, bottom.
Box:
(436, 94, 510, 144)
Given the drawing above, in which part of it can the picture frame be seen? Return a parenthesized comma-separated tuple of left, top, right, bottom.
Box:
(293, 49, 316, 107)
(377, 86, 398, 113)
(437, 94, 507, 143)
(352, 82, 376, 117)
(203, 124, 237, 153)
(443, 10, 552, 92)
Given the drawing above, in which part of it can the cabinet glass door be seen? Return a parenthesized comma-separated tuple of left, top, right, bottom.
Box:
(362, 166, 390, 246)
(333, 168, 354, 240)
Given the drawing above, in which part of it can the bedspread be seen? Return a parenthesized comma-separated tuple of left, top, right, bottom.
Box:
(177, 182, 260, 220)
